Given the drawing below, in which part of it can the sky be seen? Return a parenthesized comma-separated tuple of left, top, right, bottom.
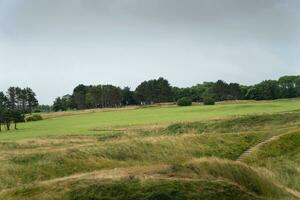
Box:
(0, 0, 300, 104)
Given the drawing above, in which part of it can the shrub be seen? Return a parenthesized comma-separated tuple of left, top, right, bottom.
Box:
(26, 114, 43, 122)
(203, 96, 215, 105)
(177, 97, 192, 106)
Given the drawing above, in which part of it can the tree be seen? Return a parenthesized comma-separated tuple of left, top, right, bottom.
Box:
(25, 88, 38, 114)
(121, 87, 137, 106)
(212, 80, 229, 101)
(0, 87, 39, 132)
(296, 77, 300, 97)
(36, 105, 52, 112)
(203, 95, 216, 105)
(246, 80, 280, 100)
(0, 92, 8, 132)
(156, 77, 173, 102)
(16, 88, 28, 114)
(135, 78, 173, 104)
(227, 83, 243, 100)
(86, 86, 102, 108)
(3, 109, 13, 130)
(177, 97, 192, 106)
(13, 110, 25, 130)
(101, 85, 122, 107)
(6, 87, 17, 110)
(73, 84, 87, 110)
(53, 97, 62, 112)
(278, 76, 299, 98)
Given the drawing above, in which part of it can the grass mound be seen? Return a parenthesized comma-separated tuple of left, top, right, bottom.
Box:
(164, 111, 300, 135)
(245, 131, 300, 192)
(165, 158, 287, 198)
(0, 178, 262, 200)
(1, 158, 296, 200)
(67, 178, 260, 200)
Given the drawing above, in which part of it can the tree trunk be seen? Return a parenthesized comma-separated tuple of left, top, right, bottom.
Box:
(6, 121, 10, 131)
(15, 122, 17, 130)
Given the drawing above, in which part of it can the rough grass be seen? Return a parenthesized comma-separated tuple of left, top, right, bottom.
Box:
(0, 178, 262, 200)
(0, 159, 297, 200)
(0, 101, 300, 199)
(165, 158, 287, 198)
(67, 179, 261, 200)
(0, 131, 262, 191)
(245, 131, 300, 192)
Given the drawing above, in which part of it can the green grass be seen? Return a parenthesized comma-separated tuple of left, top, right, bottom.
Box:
(1, 178, 262, 200)
(245, 131, 300, 192)
(0, 131, 262, 190)
(1, 159, 296, 200)
(0, 99, 300, 199)
(1, 99, 300, 140)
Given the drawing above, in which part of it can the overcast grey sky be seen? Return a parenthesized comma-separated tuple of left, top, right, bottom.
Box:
(0, 0, 300, 104)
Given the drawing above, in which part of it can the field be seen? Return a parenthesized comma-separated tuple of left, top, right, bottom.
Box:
(1, 99, 300, 141)
(0, 99, 300, 200)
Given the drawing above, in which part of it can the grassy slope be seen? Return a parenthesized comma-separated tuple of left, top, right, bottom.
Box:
(0, 159, 297, 200)
(245, 131, 300, 192)
(0, 100, 300, 199)
(1, 99, 300, 140)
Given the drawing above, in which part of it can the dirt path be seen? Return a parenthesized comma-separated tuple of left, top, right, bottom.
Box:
(40, 164, 169, 185)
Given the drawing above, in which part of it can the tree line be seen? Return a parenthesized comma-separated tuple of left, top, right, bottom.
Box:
(0, 87, 38, 131)
(53, 75, 300, 111)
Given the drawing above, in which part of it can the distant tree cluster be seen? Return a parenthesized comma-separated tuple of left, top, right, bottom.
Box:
(53, 75, 300, 111)
(53, 78, 173, 111)
(0, 87, 38, 131)
(173, 76, 300, 102)
(35, 105, 52, 113)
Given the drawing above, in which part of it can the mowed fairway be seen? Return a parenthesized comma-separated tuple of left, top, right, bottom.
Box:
(1, 99, 300, 140)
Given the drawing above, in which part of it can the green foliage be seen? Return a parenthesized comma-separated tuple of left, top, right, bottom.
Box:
(54, 75, 300, 112)
(0, 87, 38, 131)
(26, 114, 43, 122)
(246, 80, 280, 100)
(278, 76, 300, 98)
(203, 96, 215, 105)
(177, 97, 192, 106)
(53, 95, 73, 112)
(135, 77, 173, 104)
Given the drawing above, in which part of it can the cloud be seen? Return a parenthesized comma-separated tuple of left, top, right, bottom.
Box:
(0, 0, 299, 104)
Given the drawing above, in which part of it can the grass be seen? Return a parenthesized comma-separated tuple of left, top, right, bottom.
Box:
(1, 178, 262, 200)
(245, 131, 300, 192)
(1, 159, 297, 200)
(0, 99, 300, 199)
(1, 99, 300, 140)
(0, 131, 262, 190)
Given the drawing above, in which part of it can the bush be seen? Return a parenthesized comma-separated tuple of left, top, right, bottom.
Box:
(26, 114, 43, 122)
(203, 96, 215, 105)
(177, 97, 192, 106)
